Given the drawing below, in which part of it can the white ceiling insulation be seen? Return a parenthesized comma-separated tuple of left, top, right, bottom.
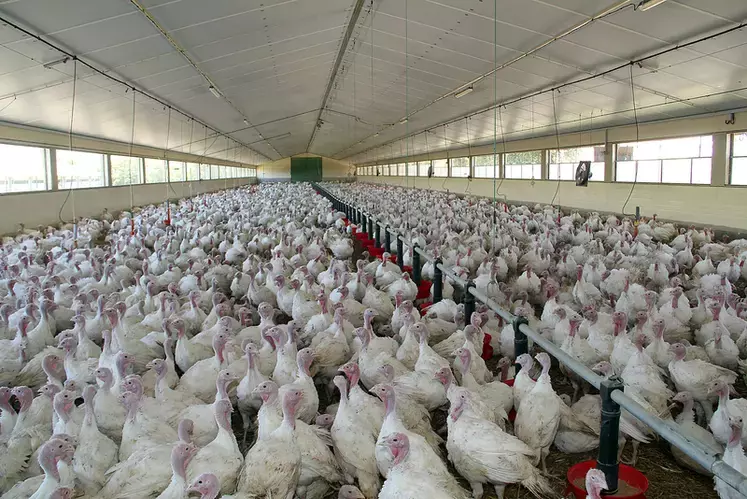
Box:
(0, 0, 745, 163)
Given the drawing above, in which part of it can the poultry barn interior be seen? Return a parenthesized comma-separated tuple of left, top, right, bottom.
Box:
(0, 0, 747, 498)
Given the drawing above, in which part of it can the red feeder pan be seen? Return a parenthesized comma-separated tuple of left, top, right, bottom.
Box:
(369, 247, 385, 259)
(351, 226, 358, 234)
(566, 461, 648, 499)
(416, 280, 432, 300)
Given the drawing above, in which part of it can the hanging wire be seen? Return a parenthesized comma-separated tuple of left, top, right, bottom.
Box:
(127, 87, 136, 213)
(621, 63, 640, 216)
(404, 0, 409, 237)
(550, 89, 563, 205)
(58, 58, 78, 227)
(491, 0, 498, 253)
(164, 107, 173, 225)
(464, 117, 472, 194)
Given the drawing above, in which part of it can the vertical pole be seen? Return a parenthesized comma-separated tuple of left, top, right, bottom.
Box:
(513, 316, 529, 371)
(433, 258, 443, 303)
(412, 245, 421, 285)
(385, 227, 392, 254)
(598, 378, 624, 494)
(368, 217, 374, 239)
(463, 281, 475, 323)
(396, 237, 404, 269)
(362, 213, 368, 235)
(376, 223, 383, 248)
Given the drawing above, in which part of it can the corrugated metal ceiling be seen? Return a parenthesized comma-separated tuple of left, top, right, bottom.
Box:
(0, 0, 745, 163)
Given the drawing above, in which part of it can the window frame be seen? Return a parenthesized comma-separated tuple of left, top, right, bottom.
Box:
(615, 135, 713, 185)
(730, 132, 747, 185)
(449, 156, 470, 178)
(56, 149, 107, 189)
(548, 145, 605, 182)
(504, 150, 542, 180)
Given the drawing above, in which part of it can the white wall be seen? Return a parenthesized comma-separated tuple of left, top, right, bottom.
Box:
(258, 153, 354, 181)
(359, 176, 747, 232)
(0, 178, 256, 235)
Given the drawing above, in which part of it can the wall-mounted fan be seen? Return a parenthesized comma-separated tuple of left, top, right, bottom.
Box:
(427, 165, 434, 178)
(575, 161, 591, 187)
(376, 168, 381, 176)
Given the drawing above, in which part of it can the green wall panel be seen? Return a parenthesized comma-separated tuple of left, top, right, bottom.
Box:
(290, 157, 322, 181)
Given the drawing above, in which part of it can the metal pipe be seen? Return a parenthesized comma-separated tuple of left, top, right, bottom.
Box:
(385, 228, 392, 254)
(518, 323, 602, 389)
(433, 258, 443, 303)
(611, 390, 747, 496)
(368, 217, 374, 240)
(329, 193, 747, 497)
(376, 223, 383, 248)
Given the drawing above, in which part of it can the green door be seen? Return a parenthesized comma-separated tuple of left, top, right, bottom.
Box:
(290, 157, 322, 182)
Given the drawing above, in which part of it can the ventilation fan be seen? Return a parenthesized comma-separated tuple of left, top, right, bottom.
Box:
(376, 168, 381, 176)
(575, 161, 591, 187)
(427, 165, 434, 178)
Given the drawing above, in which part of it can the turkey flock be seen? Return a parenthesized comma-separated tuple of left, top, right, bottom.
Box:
(0, 180, 743, 499)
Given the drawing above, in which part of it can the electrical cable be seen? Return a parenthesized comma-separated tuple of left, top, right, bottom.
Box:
(621, 63, 641, 216)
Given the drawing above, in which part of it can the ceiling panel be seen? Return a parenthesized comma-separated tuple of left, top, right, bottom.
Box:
(0, 0, 743, 164)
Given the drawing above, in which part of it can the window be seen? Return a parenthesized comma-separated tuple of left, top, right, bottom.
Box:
(186, 162, 200, 181)
(432, 159, 448, 177)
(200, 164, 210, 180)
(731, 132, 747, 185)
(110, 155, 142, 186)
(219, 166, 227, 179)
(407, 162, 417, 177)
(169, 161, 186, 182)
(211, 165, 220, 179)
(549, 146, 605, 182)
(397, 163, 406, 176)
(450, 157, 470, 178)
(248, 168, 257, 177)
(616, 135, 712, 184)
(57, 150, 106, 189)
(504, 151, 541, 179)
(0, 143, 49, 193)
(473, 154, 498, 178)
(418, 161, 431, 177)
(144, 158, 167, 183)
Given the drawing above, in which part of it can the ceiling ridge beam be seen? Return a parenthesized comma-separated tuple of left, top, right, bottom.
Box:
(127, 0, 282, 158)
(305, 0, 368, 153)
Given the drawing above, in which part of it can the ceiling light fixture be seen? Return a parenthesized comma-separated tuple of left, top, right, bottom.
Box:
(374, 132, 380, 137)
(243, 119, 249, 125)
(399, 118, 408, 125)
(454, 86, 474, 99)
(637, 0, 667, 11)
(42, 57, 70, 69)
(208, 86, 222, 99)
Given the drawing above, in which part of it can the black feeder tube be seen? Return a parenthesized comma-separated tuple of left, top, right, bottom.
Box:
(463, 280, 476, 322)
(368, 218, 374, 240)
(433, 258, 443, 303)
(598, 377, 624, 494)
(412, 245, 421, 285)
(396, 237, 404, 269)
(385, 228, 392, 254)
(362, 213, 368, 234)
(513, 315, 529, 372)
(376, 223, 383, 248)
